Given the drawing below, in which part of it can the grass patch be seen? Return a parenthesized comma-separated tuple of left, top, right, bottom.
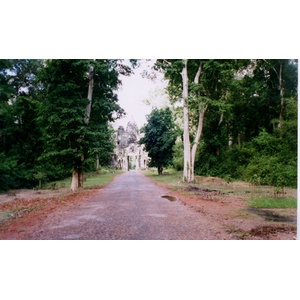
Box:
(142, 168, 182, 185)
(49, 169, 124, 189)
(144, 169, 298, 209)
(83, 170, 123, 188)
(249, 196, 297, 209)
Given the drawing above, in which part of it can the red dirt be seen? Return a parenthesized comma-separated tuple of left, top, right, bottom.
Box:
(0, 189, 99, 240)
(151, 180, 297, 240)
(0, 177, 297, 240)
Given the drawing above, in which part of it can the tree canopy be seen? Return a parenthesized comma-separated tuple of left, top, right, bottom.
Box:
(0, 59, 297, 190)
(0, 59, 134, 191)
(140, 107, 177, 175)
(155, 59, 297, 187)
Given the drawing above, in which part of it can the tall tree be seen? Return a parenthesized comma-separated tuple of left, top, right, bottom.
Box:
(255, 59, 298, 129)
(155, 60, 203, 181)
(71, 65, 94, 191)
(38, 59, 132, 191)
(140, 107, 177, 175)
(155, 59, 244, 181)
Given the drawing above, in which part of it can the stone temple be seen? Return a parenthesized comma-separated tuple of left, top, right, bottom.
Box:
(111, 120, 149, 171)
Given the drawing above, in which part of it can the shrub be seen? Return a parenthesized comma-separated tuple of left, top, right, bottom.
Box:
(242, 155, 297, 188)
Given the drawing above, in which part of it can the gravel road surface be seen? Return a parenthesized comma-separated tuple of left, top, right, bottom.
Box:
(27, 170, 222, 240)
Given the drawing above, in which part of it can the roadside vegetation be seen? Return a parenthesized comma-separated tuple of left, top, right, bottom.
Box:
(1, 59, 297, 204)
(143, 168, 297, 209)
(153, 59, 297, 188)
(47, 168, 124, 190)
(0, 59, 135, 192)
(143, 167, 297, 239)
(248, 196, 297, 209)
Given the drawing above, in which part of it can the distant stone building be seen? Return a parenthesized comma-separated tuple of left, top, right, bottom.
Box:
(111, 120, 149, 171)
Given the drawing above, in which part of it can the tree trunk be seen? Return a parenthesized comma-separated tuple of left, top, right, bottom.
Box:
(238, 132, 242, 147)
(96, 154, 100, 172)
(263, 60, 284, 128)
(71, 65, 94, 191)
(71, 167, 84, 192)
(278, 63, 284, 128)
(70, 169, 79, 191)
(190, 105, 206, 181)
(158, 166, 163, 175)
(189, 61, 205, 182)
(181, 60, 206, 182)
(78, 167, 84, 187)
(181, 60, 191, 182)
(84, 66, 94, 125)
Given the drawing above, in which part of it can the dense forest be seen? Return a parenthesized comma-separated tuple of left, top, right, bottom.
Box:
(0, 59, 135, 191)
(154, 59, 298, 187)
(0, 59, 298, 191)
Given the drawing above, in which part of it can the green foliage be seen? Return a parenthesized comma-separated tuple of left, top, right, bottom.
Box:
(0, 59, 132, 190)
(172, 138, 184, 171)
(0, 153, 17, 190)
(242, 156, 295, 187)
(189, 59, 298, 187)
(37, 59, 125, 181)
(214, 145, 254, 178)
(196, 128, 297, 188)
(241, 125, 297, 187)
(0, 58, 297, 190)
(143, 168, 181, 184)
(140, 107, 178, 175)
(249, 196, 297, 209)
(0, 60, 44, 190)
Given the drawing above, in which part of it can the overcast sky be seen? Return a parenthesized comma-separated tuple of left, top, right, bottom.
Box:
(114, 60, 169, 129)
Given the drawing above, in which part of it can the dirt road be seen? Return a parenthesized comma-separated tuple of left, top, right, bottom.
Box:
(25, 170, 229, 240)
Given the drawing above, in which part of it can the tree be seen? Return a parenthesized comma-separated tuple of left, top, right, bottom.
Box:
(254, 59, 298, 129)
(193, 59, 297, 187)
(155, 59, 244, 181)
(0, 59, 44, 190)
(140, 107, 177, 175)
(0, 59, 136, 191)
(38, 59, 131, 191)
(70, 64, 94, 191)
(154, 60, 204, 181)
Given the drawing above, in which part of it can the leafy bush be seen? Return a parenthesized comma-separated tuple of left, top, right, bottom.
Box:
(192, 129, 297, 187)
(172, 139, 184, 171)
(0, 154, 17, 190)
(240, 130, 297, 187)
(242, 155, 297, 187)
(217, 145, 254, 179)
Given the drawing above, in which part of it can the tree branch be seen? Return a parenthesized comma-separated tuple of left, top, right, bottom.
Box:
(263, 59, 279, 81)
(84, 66, 94, 125)
(194, 61, 204, 84)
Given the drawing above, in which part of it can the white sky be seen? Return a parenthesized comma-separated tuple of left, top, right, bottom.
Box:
(113, 60, 169, 129)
